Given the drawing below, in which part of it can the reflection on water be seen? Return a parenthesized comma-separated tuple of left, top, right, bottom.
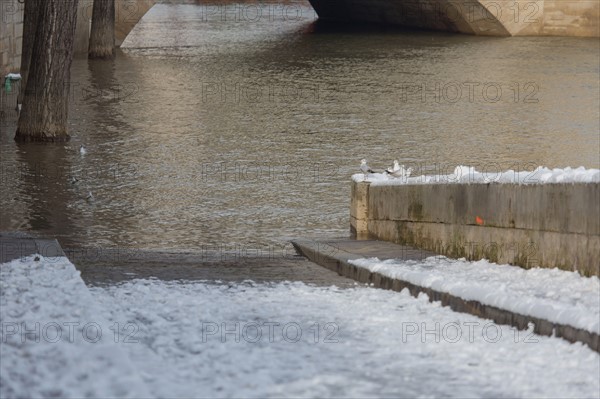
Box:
(1, 1, 599, 250)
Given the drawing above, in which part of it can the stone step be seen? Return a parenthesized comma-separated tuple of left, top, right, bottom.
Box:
(291, 237, 600, 353)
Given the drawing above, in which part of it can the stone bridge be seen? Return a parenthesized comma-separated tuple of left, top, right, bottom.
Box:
(1, 0, 598, 75)
(82, 0, 600, 48)
(106, 0, 598, 39)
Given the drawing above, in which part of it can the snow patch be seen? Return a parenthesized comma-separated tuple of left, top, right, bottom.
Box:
(0, 255, 149, 398)
(89, 279, 600, 398)
(2, 255, 598, 398)
(352, 165, 600, 185)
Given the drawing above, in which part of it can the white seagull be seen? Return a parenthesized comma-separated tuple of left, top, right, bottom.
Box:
(386, 160, 413, 179)
(79, 145, 87, 155)
(386, 160, 401, 174)
(360, 159, 375, 180)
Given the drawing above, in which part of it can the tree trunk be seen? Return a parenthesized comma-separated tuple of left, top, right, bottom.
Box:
(14, 0, 80, 142)
(89, 0, 115, 59)
(16, 0, 41, 107)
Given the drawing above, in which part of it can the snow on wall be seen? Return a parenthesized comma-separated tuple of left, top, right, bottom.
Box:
(352, 165, 600, 185)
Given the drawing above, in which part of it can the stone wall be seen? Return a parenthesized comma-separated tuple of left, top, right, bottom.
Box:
(351, 181, 600, 276)
(0, 0, 24, 76)
(542, 0, 600, 37)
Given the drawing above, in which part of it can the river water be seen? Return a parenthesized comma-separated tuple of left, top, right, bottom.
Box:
(1, 0, 599, 250)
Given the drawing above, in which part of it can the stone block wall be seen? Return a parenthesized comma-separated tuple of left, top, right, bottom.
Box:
(0, 0, 24, 76)
(351, 180, 600, 276)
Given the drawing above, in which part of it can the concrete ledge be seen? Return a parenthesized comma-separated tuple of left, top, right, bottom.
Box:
(292, 238, 600, 353)
(351, 181, 600, 276)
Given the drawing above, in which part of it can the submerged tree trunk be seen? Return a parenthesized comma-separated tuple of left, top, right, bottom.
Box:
(15, 0, 80, 142)
(89, 0, 115, 59)
(16, 0, 41, 107)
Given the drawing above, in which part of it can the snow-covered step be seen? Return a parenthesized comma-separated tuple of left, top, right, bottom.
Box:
(292, 238, 600, 352)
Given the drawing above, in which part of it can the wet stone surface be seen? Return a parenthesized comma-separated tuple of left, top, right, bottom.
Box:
(70, 248, 357, 287)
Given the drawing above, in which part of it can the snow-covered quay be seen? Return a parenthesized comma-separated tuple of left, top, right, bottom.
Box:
(2, 255, 599, 398)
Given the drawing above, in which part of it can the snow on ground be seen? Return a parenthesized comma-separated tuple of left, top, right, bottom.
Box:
(2, 255, 599, 398)
(352, 165, 600, 185)
(350, 256, 600, 334)
(90, 279, 600, 398)
(0, 255, 149, 398)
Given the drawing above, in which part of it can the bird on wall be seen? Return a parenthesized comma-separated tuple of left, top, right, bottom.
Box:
(386, 160, 401, 174)
(385, 160, 413, 179)
(360, 159, 374, 180)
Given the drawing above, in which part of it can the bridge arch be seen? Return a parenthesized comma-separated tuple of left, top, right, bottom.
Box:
(307, 0, 599, 37)
(307, 0, 513, 36)
(72, 0, 600, 55)
(114, 0, 158, 46)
